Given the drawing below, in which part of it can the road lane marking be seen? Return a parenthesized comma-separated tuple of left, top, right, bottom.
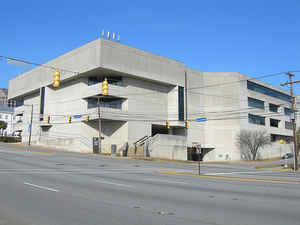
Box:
(94, 179, 133, 188)
(143, 178, 187, 185)
(204, 171, 278, 176)
(157, 171, 300, 185)
(0, 170, 149, 174)
(24, 182, 60, 192)
(0, 149, 53, 156)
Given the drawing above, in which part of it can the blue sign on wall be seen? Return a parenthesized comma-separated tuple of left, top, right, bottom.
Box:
(73, 115, 82, 119)
(195, 117, 207, 122)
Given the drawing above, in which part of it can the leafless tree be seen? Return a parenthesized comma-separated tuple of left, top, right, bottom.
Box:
(236, 129, 271, 160)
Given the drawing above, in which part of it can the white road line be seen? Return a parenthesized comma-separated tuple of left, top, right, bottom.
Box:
(24, 182, 60, 192)
(143, 178, 187, 185)
(94, 179, 133, 188)
(204, 171, 279, 176)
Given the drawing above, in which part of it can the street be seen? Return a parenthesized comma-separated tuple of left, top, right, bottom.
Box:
(0, 143, 300, 225)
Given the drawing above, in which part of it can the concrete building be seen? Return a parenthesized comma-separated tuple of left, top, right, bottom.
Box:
(8, 38, 295, 161)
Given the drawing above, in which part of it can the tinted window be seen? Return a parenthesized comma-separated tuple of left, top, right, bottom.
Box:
(285, 121, 292, 130)
(40, 87, 45, 121)
(88, 76, 123, 86)
(284, 107, 292, 116)
(248, 97, 264, 109)
(248, 114, 265, 125)
(270, 118, 280, 128)
(269, 103, 279, 113)
(247, 81, 291, 102)
(178, 86, 184, 121)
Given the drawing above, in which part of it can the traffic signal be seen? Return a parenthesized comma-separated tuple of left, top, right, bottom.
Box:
(46, 115, 50, 124)
(68, 116, 72, 123)
(166, 120, 170, 129)
(185, 120, 189, 129)
(53, 70, 60, 88)
(85, 115, 89, 122)
(102, 77, 108, 96)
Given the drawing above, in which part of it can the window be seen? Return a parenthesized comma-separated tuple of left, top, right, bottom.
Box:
(270, 118, 280, 128)
(248, 114, 265, 125)
(178, 86, 184, 121)
(269, 103, 279, 113)
(16, 100, 24, 107)
(271, 134, 292, 143)
(285, 121, 293, 130)
(40, 87, 45, 121)
(247, 81, 292, 102)
(248, 97, 264, 109)
(284, 107, 292, 116)
(88, 76, 123, 86)
(87, 98, 123, 109)
(0, 114, 2, 119)
(5, 115, 8, 120)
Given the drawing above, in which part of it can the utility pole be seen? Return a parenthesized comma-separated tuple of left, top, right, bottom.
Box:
(97, 96, 102, 153)
(281, 72, 300, 171)
(28, 104, 33, 146)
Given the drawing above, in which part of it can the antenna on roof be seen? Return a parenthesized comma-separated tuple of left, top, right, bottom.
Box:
(100, 29, 120, 42)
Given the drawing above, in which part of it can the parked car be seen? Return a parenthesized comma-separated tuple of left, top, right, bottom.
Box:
(282, 153, 294, 159)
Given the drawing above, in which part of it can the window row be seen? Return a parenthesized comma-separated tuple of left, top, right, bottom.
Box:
(248, 114, 292, 130)
(247, 97, 292, 115)
(88, 76, 123, 86)
(247, 81, 292, 102)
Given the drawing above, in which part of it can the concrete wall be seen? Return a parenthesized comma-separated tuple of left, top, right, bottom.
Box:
(9, 39, 101, 99)
(100, 39, 186, 86)
(201, 72, 242, 161)
(148, 134, 187, 160)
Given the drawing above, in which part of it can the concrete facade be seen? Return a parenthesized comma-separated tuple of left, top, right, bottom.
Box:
(8, 38, 295, 161)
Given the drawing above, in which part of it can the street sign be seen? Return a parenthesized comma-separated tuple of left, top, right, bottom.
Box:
(195, 117, 207, 122)
(73, 115, 82, 119)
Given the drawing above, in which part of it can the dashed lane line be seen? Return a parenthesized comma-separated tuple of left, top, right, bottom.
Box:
(24, 182, 60, 192)
(94, 179, 134, 188)
(157, 170, 300, 185)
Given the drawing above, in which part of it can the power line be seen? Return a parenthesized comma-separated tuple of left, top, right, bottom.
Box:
(0, 55, 79, 74)
(188, 72, 286, 90)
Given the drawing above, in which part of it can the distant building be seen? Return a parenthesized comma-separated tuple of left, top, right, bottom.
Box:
(8, 38, 297, 161)
(0, 105, 15, 136)
(0, 88, 8, 105)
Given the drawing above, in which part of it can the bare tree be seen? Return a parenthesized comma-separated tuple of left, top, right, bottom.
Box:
(236, 129, 271, 160)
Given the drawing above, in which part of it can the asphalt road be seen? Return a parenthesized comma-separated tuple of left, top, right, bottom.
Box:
(0, 143, 300, 225)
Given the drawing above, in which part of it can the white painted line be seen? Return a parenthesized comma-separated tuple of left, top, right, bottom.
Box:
(24, 182, 60, 192)
(94, 179, 133, 188)
(143, 178, 187, 185)
(204, 171, 279, 176)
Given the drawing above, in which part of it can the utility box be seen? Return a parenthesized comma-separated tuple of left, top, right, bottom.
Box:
(111, 144, 117, 156)
(93, 137, 99, 154)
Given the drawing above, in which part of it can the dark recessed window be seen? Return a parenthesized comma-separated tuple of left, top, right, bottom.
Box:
(40, 87, 45, 121)
(285, 121, 293, 130)
(270, 134, 292, 143)
(247, 81, 291, 102)
(88, 76, 122, 86)
(269, 103, 279, 113)
(248, 114, 265, 126)
(270, 118, 280, 128)
(178, 86, 184, 121)
(284, 107, 292, 116)
(87, 98, 123, 109)
(248, 97, 264, 109)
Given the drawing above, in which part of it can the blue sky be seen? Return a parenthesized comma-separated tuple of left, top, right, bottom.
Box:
(0, 0, 299, 93)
